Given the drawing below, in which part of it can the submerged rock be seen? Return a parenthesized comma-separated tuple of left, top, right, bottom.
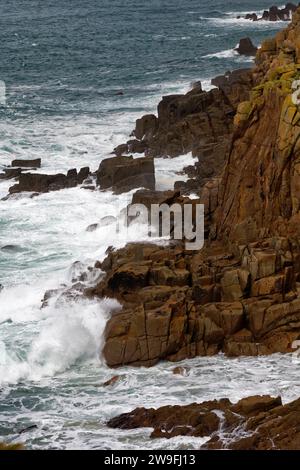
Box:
(86, 223, 99, 232)
(172, 366, 190, 376)
(18, 424, 38, 435)
(102, 375, 123, 387)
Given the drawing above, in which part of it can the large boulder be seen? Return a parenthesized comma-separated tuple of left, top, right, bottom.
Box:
(235, 38, 257, 56)
(133, 114, 158, 140)
(11, 158, 41, 168)
(96, 156, 155, 193)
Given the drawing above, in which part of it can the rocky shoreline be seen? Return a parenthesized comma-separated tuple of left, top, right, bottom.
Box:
(3, 6, 300, 451)
(108, 394, 300, 450)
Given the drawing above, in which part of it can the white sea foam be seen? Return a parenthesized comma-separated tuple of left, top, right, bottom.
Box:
(2, 353, 300, 449)
(206, 16, 287, 28)
(191, 15, 287, 29)
(155, 152, 196, 190)
(202, 47, 255, 63)
(0, 150, 195, 386)
(203, 48, 240, 59)
(0, 297, 119, 385)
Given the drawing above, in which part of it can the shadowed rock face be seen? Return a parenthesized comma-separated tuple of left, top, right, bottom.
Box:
(8, 167, 90, 194)
(0, 159, 41, 180)
(115, 84, 235, 159)
(112, 69, 253, 193)
(240, 3, 299, 22)
(107, 394, 300, 450)
(96, 155, 155, 193)
(215, 8, 300, 244)
(89, 9, 300, 369)
(236, 38, 258, 56)
(11, 158, 41, 168)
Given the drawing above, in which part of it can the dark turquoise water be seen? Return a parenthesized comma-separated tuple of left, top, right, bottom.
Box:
(0, 0, 284, 118)
(0, 0, 295, 450)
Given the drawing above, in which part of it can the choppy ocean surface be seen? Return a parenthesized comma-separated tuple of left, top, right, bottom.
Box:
(0, 0, 297, 449)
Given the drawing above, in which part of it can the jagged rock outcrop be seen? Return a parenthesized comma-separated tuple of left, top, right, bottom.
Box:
(96, 155, 155, 193)
(215, 8, 300, 243)
(9, 167, 90, 194)
(11, 158, 41, 168)
(0, 158, 41, 180)
(114, 89, 234, 194)
(211, 69, 254, 109)
(236, 38, 258, 56)
(107, 394, 300, 450)
(89, 234, 300, 367)
(112, 70, 254, 194)
(239, 3, 299, 22)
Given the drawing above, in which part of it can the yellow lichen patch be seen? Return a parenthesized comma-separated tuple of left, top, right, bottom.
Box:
(281, 94, 298, 124)
(275, 30, 287, 49)
(281, 71, 298, 81)
(234, 101, 253, 127)
(277, 94, 300, 159)
(260, 38, 277, 53)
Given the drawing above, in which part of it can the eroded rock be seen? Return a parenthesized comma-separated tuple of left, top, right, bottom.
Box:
(96, 156, 155, 193)
(107, 394, 300, 449)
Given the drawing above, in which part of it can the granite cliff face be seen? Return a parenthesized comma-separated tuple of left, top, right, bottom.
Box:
(216, 9, 300, 243)
(90, 9, 300, 368)
(114, 70, 253, 192)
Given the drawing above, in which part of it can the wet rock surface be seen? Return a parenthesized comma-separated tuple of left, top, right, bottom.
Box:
(0, 158, 42, 181)
(107, 394, 300, 449)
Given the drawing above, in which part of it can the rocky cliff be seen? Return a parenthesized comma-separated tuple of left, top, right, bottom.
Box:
(90, 9, 300, 368)
(215, 9, 300, 243)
